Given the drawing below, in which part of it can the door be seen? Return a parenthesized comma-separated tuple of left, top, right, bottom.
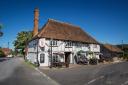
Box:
(65, 52, 71, 67)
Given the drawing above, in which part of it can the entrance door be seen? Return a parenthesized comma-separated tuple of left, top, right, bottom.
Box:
(65, 52, 71, 67)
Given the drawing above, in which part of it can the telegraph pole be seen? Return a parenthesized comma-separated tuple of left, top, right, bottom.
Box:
(122, 40, 124, 57)
(8, 42, 9, 49)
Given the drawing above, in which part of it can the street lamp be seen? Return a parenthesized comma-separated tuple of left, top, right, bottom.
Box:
(122, 40, 124, 57)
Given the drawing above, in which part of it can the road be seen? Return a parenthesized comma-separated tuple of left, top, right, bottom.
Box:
(0, 57, 58, 85)
(0, 57, 128, 85)
(41, 62, 128, 85)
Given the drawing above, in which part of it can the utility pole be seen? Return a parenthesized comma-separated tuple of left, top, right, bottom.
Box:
(8, 42, 9, 49)
(122, 40, 124, 57)
(111, 44, 112, 60)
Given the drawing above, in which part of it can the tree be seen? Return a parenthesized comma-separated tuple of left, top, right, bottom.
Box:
(117, 44, 128, 60)
(0, 24, 4, 57)
(0, 48, 5, 57)
(13, 31, 32, 55)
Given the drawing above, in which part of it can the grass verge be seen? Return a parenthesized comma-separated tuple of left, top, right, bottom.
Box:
(24, 59, 37, 69)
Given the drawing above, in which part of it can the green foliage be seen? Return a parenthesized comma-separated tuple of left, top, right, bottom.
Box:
(117, 44, 128, 60)
(13, 31, 32, 55)
(24, 59, 37, 68)
(89, 58, 98, 65)
(77, 50, 85, 55)
(11, 50, 17, 56)
(123, 51, 128, 60)
(0, 49, 5, 57)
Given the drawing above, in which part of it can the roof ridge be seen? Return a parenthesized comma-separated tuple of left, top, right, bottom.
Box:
(48, 18, 81, 28)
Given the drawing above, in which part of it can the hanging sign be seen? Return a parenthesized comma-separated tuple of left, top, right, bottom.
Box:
(39, 38, 45, 47)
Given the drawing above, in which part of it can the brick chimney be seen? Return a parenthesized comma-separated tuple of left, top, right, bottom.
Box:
(33, 8, 39, 37)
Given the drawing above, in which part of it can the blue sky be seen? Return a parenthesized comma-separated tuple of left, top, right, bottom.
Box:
(0, 0, 128, 49)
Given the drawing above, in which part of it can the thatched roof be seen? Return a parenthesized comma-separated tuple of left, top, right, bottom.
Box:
(34, 19, 99, 44)
(103, 44, 123, 53)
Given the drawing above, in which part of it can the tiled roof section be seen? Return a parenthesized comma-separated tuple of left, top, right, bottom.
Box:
(103, 44, 123, 53)
(36, 19, 98, 44)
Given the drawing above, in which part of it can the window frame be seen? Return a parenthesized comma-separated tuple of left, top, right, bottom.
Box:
(40, 54, 45, 63)
(65, 41, 72, 48)
(50, 40, 58, 46)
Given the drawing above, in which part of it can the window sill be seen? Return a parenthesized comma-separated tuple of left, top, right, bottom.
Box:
(65, 47, 72, 48)
(51, 46, 58, 47)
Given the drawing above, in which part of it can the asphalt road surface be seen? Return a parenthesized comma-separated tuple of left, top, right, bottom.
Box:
(0, 57, 128, 85)
(0, 57, 58, 85)
(42, 62, 128, 85)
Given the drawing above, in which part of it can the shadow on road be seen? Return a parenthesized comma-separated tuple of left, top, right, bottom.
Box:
(0, 57, 11, 62)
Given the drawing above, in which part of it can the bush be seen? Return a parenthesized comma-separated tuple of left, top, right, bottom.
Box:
(25, 59, 38, 67)
(0, 49, 5, 57)
(89, 58, 98, 65)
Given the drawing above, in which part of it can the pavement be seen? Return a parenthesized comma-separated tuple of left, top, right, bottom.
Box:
(40, 62, 128, 85)
(0, 57, 59, 85)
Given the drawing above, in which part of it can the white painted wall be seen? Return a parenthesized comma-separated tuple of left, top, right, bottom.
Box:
(89, 44, 100, 52)
(27, 39, 38, 64)
(26, 38, 100, 66)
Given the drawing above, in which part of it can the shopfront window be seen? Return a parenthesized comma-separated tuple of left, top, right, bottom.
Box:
(53, 54, 58, 62)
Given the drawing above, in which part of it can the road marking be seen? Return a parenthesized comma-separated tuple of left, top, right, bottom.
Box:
(86, 76, 104, 85)
(86, 71, 115, 85)
(121, 80, 128, 85)
(86, 71, 122, 85)
(35, 68, 60, 85)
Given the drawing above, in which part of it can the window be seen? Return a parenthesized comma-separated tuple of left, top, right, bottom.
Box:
(65, 41, 72, 47)
(75, 42, 81, 47)
(40, 47, 45, 51)
(84, 44, 89, 47)
(50, 40, 58, 46)
(40, 54, 45, 63)
(53, 54, 58, 62)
